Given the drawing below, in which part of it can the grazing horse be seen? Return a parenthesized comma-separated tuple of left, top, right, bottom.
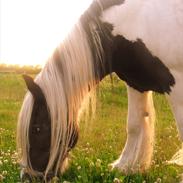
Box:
(17, 0, 183, 181)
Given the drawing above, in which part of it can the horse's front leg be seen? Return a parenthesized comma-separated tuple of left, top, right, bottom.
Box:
(112, 86, 155, 174)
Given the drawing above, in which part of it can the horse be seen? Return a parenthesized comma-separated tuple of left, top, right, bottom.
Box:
(17, 0, 183, 181)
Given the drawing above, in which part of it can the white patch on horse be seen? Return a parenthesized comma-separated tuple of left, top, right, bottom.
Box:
(112, 86, 155, 173)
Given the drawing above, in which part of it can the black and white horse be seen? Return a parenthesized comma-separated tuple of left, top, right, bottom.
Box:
(17, 0, 183, 181)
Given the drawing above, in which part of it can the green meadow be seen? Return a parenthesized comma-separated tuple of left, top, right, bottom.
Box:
(0, 73, 182, 182)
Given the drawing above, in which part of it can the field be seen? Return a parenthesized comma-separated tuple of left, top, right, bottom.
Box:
(0, 73, 182, 183)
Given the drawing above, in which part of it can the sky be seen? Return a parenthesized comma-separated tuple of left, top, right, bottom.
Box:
(0, 0, 92, 66)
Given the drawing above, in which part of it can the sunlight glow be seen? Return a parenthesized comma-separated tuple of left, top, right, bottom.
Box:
(0, 0, 93, 66)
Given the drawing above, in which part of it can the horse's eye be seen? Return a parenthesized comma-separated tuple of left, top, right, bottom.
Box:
(32, 126, 41, 134)
(36, 127, 41, 133)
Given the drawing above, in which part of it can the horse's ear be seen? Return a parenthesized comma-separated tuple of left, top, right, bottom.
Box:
(23, 75, 45, 102)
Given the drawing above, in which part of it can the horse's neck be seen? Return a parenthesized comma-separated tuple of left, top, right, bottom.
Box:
(80, 9, 115, 81)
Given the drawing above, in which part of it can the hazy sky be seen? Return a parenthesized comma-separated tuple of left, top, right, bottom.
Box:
(0, 0, 92, 66)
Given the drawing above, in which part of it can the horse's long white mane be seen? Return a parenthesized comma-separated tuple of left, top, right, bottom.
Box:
(17, 20, 102, 178)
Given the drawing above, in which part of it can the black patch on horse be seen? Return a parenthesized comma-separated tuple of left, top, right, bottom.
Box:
(112, 37, 175, 93)
(29, 96, 51, 172)
(81, 0, 175, 93)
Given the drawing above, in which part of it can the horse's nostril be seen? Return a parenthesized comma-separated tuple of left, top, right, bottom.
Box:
(20, 169, 32, 182)
(20, 168, 57, 182)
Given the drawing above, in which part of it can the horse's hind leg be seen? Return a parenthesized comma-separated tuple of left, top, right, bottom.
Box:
(167, 71, 183, 165)
(112, 86, 155, 173)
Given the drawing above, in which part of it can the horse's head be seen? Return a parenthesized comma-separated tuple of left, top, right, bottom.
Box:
(19, 75, 78, 181)
(23, 75, 51, 174)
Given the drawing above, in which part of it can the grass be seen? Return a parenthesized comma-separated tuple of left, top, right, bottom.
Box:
(0, 73, 182, 182)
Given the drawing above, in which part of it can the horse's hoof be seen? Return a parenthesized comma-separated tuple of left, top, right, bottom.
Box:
(110, 160, 137, 175)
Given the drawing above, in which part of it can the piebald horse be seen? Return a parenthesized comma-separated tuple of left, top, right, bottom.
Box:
(17, 0, 183, 181)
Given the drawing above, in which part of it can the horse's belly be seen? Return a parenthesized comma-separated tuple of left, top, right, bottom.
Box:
(101, 0, 183, 71)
